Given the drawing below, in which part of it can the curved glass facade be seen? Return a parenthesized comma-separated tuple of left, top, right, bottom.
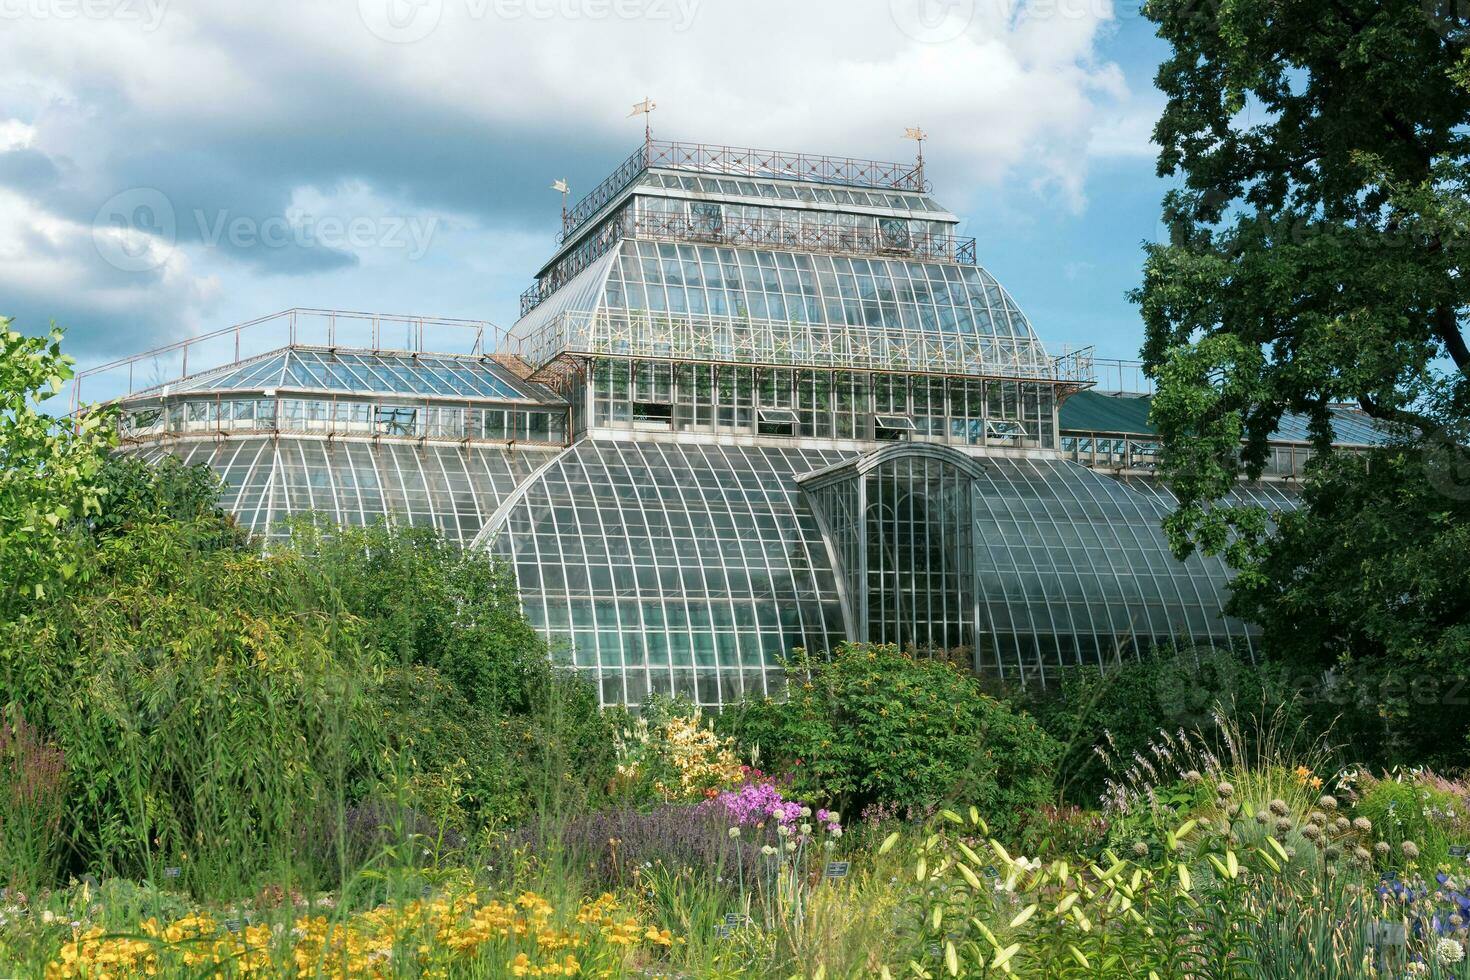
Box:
(129, 437, 555, 544)
(480, 438, 851, 706)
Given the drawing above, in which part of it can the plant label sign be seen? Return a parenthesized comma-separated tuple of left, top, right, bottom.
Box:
(723, 913, 748, 927)
(824, 861, 850, 879)
(1450, 844, 1469, 857)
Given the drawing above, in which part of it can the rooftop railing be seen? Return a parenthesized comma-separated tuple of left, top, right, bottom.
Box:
(70, 308, 504, 412)
(523, 208, 979, 317)
(562, 139, 927, 240)
(506, 307, 1093, 385)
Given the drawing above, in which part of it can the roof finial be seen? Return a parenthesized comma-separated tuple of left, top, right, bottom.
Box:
(904, 126, 927, 188)
(551, 178, 570, 229)
(630, 97, 657, 150)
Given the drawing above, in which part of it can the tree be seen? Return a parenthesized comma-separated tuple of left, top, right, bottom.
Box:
(1134, 1, 1470, 760)
(0, 320, 115, 615)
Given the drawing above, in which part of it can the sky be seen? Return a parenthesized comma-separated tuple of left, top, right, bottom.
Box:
(0, 0, 1181, 400)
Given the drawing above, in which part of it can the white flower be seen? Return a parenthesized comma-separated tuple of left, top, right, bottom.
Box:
(800, 806, 812, 818)
(786, 841, 797, 852)
(823, 840, 835, 850)
(1435, 938, 1465, 965)
(728, 827, 740, 838)
(831, 827, 843, 838)
(828, 812, 840, 823)
(800, 824, 813, 835)
(778, 824, 791, 836)
(761, 845, 777, 856)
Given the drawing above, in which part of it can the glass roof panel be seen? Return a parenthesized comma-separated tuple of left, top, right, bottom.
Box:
(147, 348, 552, 402)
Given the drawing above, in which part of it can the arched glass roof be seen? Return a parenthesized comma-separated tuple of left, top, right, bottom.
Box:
(138, 347, 553, 402)
(129, 437, 554, 544)
(506, 238, 1055, 377)
(476, 438, 851, 707)
(468, 434, 1298, 705)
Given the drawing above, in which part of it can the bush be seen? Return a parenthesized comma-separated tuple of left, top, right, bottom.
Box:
(719, 643, 1060, 830)
(0, 710, 66, 891)
(1023, 646, 1300, 805)
(0, 518, 388, 888)
(1349, 770, 1467, 870)
(608, 695, 742, 805)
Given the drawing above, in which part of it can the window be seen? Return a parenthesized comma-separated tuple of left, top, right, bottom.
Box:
(985, 419, 1024, 440)
(633, 401, 673, 425)
(689, 201, 724, 238)
(375, 405, 418, 436)
(756, 407, 799, 436)
(875, 414, 916, 441)
(879, 217, 911, 251)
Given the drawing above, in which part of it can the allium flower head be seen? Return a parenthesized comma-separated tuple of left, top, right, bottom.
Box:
(1434, 937, 1465, 965)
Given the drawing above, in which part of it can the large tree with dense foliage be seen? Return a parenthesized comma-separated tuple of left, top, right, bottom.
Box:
(1136, 1, 1470, 760)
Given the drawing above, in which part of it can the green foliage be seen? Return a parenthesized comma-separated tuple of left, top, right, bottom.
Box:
(0, 517, 387, 887)
(288, 519, 550, 715)
(0, 320, 115, 612)
(720, 644, 1060, 827)
(0, 710, 66, 891)
(1024, 646, 1299, 804)
(85, 453, 244, 546)
(1135, 0, 1470, 771)
(1351, 770, 1462, 870)
(1229, 448, 1470, 769)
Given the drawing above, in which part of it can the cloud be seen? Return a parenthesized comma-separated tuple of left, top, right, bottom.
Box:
(0, 0, 1150, 360)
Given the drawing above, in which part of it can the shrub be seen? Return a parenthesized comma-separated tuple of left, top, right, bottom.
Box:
(0, 518, 388, 888)
(610, 695, 742, 804)
(1023, 645, 1300, 805)
(1350, 769, 1466, 870)
(719, 644, 1060, 830)
(0, 711, 65, 890)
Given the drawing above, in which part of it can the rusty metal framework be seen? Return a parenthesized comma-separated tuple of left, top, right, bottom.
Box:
(523, 207, 979, 317)
(561, 139, 927, 240)
(71, 308, 504, 412)
(509, 307, 1092, 385)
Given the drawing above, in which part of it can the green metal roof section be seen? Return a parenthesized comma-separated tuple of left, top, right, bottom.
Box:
(1061, 389, 1390, 446)
(1059, 390, 1156, 434)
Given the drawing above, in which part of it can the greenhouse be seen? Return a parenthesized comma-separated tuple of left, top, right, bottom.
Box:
(100, 137, 1380, 706)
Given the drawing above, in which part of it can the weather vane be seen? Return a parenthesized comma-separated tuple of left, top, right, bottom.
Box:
(904, 126, 928, 186)
(551, 178, 570, 226)
(630, 97, 657, 146)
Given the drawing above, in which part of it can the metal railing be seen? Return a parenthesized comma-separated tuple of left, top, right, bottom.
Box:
(1091, 357, 1154, 395)
(71, 308, 505, 412)
(562, 139, 927, 239)
(506, 307, 1091, 383)
(522, 208, 979, 317)
(116, 392, 568, 447)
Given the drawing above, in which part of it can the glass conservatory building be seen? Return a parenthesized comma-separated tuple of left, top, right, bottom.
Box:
(102, 138, 1360, 707)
